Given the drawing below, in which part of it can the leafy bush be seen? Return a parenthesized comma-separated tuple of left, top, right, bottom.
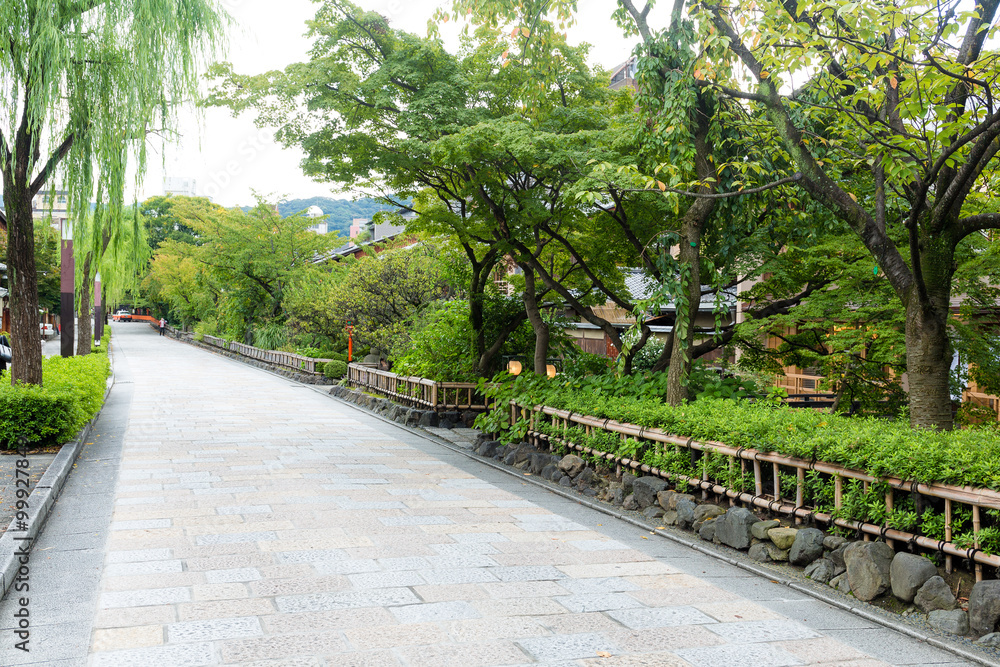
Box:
(252, 321, 288, 350)
(560, 351, 614, 378)
(314, 361, 326, 373)
(391, 300, 478, 382)
(0, 354, 111, 449)
(478, 371, 1000, 489)
(324, 360, 348, 379)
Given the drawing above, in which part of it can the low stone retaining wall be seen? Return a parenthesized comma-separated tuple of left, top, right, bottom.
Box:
(473, 435, 1000, 648)
(328, 385, 482, 429)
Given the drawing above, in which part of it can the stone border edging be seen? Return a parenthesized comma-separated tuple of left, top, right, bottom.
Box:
(318, 386, 1000, 667)
(0, 372, 115, 599)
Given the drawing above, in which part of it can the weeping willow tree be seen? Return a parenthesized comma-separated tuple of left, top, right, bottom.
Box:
(1, 0, 225, 385)
(75, 199, 152, 355)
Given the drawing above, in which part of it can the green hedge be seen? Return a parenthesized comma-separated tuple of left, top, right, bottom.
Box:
(0, 354, 111, 449)
(324, 360, 348, 379)
(480, 373, 1000, 490)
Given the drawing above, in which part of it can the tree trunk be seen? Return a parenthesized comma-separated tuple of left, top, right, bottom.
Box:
(76, 253, 93, 356)
(904, 288, 954, 430)
(666, 207, 706, 405)
(3, 179, 43, 386)
(521, 267, 549, 376)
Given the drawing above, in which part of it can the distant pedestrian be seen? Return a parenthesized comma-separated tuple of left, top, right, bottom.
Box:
(159, 318, 167, 336)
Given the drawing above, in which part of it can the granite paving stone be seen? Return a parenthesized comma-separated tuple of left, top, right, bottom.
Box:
(517, 632, 621, 661)
(0, 323, 969, 666)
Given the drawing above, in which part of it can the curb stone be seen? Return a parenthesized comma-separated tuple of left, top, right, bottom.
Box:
(314, 386, 1000, 667)
(0, 364, 115, 599)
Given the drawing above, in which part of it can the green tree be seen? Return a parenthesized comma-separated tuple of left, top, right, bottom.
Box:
(142, 195, 223, 249)
(697, 0, 1000, 428)
(326, 245, 449, 352)
(1, 0, 224, 384)
(177, 200, 338, 345)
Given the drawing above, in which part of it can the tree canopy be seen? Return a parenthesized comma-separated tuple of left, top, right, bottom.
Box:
(1, 0, 225, 384)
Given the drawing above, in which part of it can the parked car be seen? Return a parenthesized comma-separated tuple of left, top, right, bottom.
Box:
(113, 309, 131, 322)
(39, 323, 55, 339)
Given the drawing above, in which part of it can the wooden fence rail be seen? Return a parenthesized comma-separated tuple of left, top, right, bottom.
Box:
(518, 402, 1000, 579)
(347, 363, 484, 411)
(184, 332, 332, 374)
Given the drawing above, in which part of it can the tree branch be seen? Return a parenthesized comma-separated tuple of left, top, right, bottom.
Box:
(959, 212, 1000, 236)
(619, 172, 802, 199)
(29, 132, 74, 198)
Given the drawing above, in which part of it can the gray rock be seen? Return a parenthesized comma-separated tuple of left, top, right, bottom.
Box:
(551, 470, 564, 483)
(530, 453, 551, 475)
(582, 488, 598, 497)
(768, 527, 798, 550)
(622, 494, 639, 511)
(513, 444, 537, 465)
(418, 411, 439, 427)
(574, 468, 596, 487)
(558, 475, 574, 488)
(789, 528, 827, 566)
(503, 449, 519, 466)
(611, 484, 625, 505)
(633, 476, 670, 508)
(976, 632, 1000, 646)
(823, 535, 848, 551)
(642, 506, 665, 519)
(667, 493, 697, 511)
(751, 520, 780, 540)
(698, 519, 716, 541)
(661, 510, 678, 526)
(828, 542, 849, 570)
(695, 504, 726, 522)
(969, 580, 1000, 636)
(713, 507, 758, 550)
(749, 543, 772, 562)
(844, 541, 894, 602)
(405, 408, 421, 425)
(890, 552, 938, 603)
(540, 464, 558, 480)
(657, 490, 675, 512)
(514, 459, 530, 470)
(558, 455, 586, 477)
(929, 609, 969, 636)
(675, 498, 697, 528)
(830, 573, 851, 594)
(477, 440, 501, 458)
(914, 576, 957, 613)
(442, 410, 462, 425)
(621, 472, 637, 492)
(461, 410, 478, 427)
(804, 558, 837, 585)
(766, 545, 789, 562)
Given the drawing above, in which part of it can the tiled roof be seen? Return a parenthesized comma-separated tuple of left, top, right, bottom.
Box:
(620, 267, 737, 311)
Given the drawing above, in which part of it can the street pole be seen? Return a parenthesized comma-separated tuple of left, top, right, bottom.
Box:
(60, 219, 74, 357)
(93, 271, 102, 347)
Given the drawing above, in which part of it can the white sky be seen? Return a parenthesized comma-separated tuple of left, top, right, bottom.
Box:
(140, 0, 667, 207)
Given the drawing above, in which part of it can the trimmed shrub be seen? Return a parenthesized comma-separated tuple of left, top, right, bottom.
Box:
(0, 354, 111, 449)
(479, 372, 1000, 489)
(314, 361, 326, 374)
(324, 360, 348, 379)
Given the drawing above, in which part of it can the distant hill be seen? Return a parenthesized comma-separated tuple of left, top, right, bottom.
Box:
(277, 197, 408, 236)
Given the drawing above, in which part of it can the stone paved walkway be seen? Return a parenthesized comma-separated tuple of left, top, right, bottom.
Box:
(0, 323, 978, 666)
